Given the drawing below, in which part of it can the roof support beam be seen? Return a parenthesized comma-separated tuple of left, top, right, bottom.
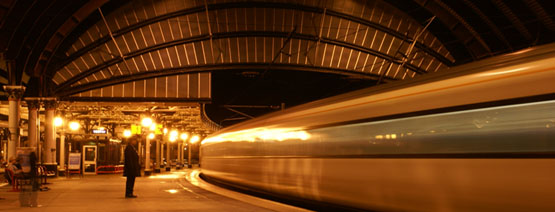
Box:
(491, 0, 533, 41)
(51, 1, 453, 76)
(53, 30, 421, 92)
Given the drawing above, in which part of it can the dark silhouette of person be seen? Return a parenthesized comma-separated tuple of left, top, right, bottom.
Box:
(124, 135, 141, 198)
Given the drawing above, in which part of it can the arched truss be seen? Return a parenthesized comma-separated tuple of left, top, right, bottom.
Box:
(50, 0, 455, 99)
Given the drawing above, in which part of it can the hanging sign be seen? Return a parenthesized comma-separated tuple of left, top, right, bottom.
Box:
(92, 129, 107, 134)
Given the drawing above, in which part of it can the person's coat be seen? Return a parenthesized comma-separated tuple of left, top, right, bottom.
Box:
(124, 144, 140, 177)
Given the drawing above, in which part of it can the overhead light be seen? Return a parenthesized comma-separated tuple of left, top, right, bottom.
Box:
(170, 130, 178, 138)
(123, 130, 132, 138)
(141, 117, 153, 127)
(148, 133, 155, 139)
(180, 133, 189, 140)
(69, 121, 80, 131)
(149, 123, 156, 131)
(54, 117, 63, 127)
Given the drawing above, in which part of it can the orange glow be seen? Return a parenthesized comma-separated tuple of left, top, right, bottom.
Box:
(203, 128, 311, 144)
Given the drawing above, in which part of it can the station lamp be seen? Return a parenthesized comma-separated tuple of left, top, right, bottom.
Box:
(141, 117, 153, 127)
(180, 133, 189, 141)
(123, 129, 132, 138)
(169, 130, 178, 142)
(169, 130, 178, 138)
(69, 121, 80, 131)
(148, 133, 155, 139)
(54, 117, 63, 127)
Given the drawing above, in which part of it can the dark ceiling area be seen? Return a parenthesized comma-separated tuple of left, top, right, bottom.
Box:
(1, 0, 554, 128)
(208, 69, 375, 126)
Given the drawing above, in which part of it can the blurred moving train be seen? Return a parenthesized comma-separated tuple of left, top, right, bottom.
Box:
(200, 43, 555, 211)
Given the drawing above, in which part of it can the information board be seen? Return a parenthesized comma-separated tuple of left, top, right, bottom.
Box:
(68, 153, 81, 170)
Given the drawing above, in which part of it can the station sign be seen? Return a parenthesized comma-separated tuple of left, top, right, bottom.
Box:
(131, 125, 141, 134)
(92, 129, 107, 134)
(130, 124, 164, 135)
(154, 124, 163, 135)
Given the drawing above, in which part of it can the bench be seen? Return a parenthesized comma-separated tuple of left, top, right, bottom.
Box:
(7, 169, 36, 192)
(37, 166, 55, 184)
(96, 165, 124, 174)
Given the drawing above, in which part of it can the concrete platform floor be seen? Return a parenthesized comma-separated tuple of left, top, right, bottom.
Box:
(0, 169, 309, 212)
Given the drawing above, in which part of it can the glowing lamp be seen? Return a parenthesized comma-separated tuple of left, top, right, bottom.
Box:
(123, 129, 132, 138)
(141, 117, 153, 127)
(169, 130, 178, 138)
(180, 133, 189, 140)
(54, 117, 63, 127)
(69, 121, 80, 131)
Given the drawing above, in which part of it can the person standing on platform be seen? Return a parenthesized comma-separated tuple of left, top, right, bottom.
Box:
(124, 135, 141, 198)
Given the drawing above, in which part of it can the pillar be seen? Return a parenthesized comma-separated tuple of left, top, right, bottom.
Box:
(25, 99, 40, 149)
(176, 142, 182, 169)
(155, 138, 160, 173)
(144, 136, 151, 176)
(138, 141, 142, 161)
(43, 99, 57, 172)
(160, 143, 164, 168)
(59, 133, 65, 172)
(187, 140, 192, 168)
(166, 141, 171, 171)
(179, 142, 182, 163)
(3, 85, 25, 159)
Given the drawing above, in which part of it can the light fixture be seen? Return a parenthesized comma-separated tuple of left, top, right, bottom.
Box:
(148, 133, 155, 139)
(69, 121, 80, 131)
(141, 117, 153, 127)
(163, 128, 168, 134)
(169, 130, 178, 142)
(190, 135, 200, 143)
(180, 133, 189, 140)
(54, 117, 63, 127)
(149, 123, 156, 131)
(123, 129, 132, 138)
(169, 130, 178, 138)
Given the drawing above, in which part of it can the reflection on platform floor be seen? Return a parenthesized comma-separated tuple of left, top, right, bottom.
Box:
(0, 169, 304, 212)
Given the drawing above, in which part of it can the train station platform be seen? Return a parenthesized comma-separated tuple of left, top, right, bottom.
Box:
(0, 168, 308, 212)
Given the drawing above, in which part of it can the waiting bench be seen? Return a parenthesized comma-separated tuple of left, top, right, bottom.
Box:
(96, 165, 124, 174)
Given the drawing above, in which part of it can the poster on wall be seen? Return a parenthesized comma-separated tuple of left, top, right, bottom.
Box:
(68, 153, 81, 170)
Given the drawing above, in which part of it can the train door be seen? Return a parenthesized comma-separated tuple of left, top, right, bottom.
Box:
(83, 145, 97, 174)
